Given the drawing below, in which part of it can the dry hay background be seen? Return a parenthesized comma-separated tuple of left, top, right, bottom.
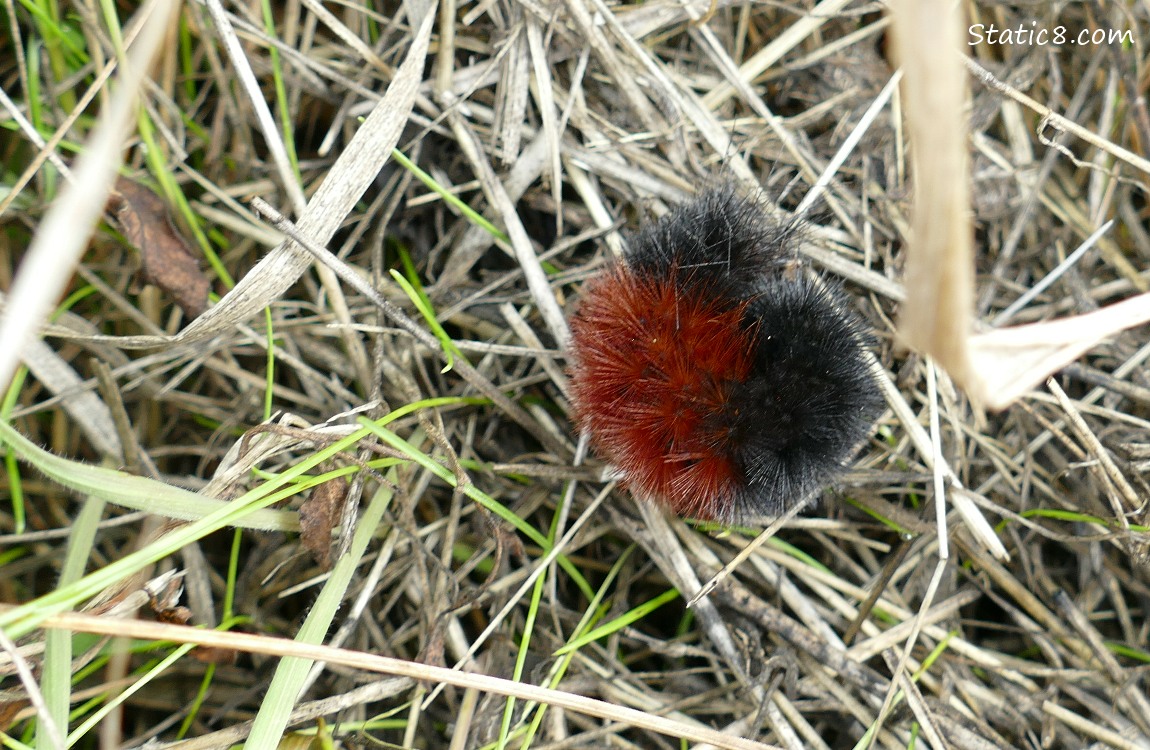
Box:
(1, 1, 1149, 749)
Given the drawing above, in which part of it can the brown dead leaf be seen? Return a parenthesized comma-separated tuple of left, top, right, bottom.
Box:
(0, 698, 29, 732)
(191, 645, 240, 665)
(155, 605, 193, 625)
(299, 478, 347, 570)
(111, 178, 210, 318)
(145, 569, 193, 625)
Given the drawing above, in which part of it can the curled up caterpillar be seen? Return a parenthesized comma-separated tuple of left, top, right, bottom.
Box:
(566, 186, 884, 523)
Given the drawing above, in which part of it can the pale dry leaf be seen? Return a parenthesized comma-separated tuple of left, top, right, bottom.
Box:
(890, 0, 973, 383)
(967, 292, 1150, 410)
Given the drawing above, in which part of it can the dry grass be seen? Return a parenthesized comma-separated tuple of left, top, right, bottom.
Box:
(1, 1, 1149, 749)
